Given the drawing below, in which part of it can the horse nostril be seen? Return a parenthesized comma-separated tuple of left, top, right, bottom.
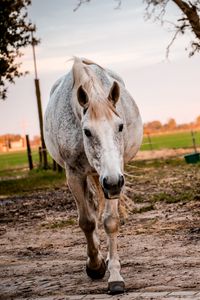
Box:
(102, 175, 124, 191)
(118, 175, 124, 188)
(103, 176, 109, 189)
(102, 175, 124, 198)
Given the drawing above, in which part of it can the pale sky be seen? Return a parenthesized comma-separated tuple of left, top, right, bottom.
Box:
(0, 0, 199, 138)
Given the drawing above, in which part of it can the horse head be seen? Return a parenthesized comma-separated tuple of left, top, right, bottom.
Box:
(77, 80, 125, 199)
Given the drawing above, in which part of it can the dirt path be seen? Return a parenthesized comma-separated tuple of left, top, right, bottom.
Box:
(0, 160, 200, 299)
(135, 147, 200, 161)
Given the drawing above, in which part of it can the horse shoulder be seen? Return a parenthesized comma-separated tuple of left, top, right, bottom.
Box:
(44, 73, 74, 166)
(45, 72, 93, 173)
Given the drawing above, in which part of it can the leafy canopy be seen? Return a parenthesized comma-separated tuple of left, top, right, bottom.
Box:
(0, 0, 38, 99)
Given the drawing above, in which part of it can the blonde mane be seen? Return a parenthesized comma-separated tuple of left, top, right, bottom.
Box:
(72, 57, 119, 120)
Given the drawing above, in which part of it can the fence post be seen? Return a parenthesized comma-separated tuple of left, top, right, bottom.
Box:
(38, 146, 42, 167)
(26, 134, 33, 170)
(191, 130, 197, 153)
(52, 159, 57, 171)
(147, 133, 153, 151)
(57, 164, 63, 173)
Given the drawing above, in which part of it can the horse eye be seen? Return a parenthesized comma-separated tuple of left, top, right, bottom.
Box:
(84, 128, 92, 137)
(119, 124, 124, 132)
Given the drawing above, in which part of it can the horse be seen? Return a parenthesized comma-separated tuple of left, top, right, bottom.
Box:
(44, 57, 143, 294)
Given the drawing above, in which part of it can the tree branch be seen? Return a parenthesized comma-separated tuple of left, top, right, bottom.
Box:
(145, 0, 200, 56)
(114, 0, 122, 9)
(73, 0, 91, 12)
(172, 0, 200, 40)
(166, 26, 182, 57)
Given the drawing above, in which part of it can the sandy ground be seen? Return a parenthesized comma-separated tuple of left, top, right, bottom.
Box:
(0, 158, 200, 299)
(135, 147, 200, 161)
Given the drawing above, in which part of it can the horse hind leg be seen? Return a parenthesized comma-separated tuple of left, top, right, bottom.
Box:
(67, 171, 106, 280)
(103, 199, 125, 294)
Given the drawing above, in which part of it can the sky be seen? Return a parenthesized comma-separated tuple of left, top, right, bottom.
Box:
(0, 0, 199, 138)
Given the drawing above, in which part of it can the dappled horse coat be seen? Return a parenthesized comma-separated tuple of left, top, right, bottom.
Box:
(44, 57, 143, 294)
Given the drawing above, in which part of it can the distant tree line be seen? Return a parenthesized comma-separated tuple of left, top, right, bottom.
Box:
(0, 134, 40, 146)
(1, 116, 200, 143)
(144, 115, 200, 134)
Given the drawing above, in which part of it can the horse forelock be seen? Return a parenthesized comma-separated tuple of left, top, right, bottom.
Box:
(88, 99, 119, 121)
(72, 57, 119, 121)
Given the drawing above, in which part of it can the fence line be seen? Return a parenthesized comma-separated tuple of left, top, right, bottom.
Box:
(141, 136, 196, 146)
(141, 131, 200, 152)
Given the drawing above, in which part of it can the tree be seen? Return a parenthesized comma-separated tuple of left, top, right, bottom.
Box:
(74, 0, 200, 56)
(144, 0, 200, 57)
(144, 120, 163, 133)
(166, 118, 177, 130)
(0, 0, 38, 100)
(195, 115, 200, 125)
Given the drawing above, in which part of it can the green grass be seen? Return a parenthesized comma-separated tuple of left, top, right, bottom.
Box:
(0, 149, 39, 172)
(151, 191, 198, 204)
(133, 204, 155, 214)
(0, 131, 199, 198)
(0, 131, 199, 174)
(141, 131, 200, 151)
(0, 149, 65, 197)
(0, 149, 55, 179)
(41, 218, 76, 229)
(128, 157, 186, 169)
(0, 169, 66, 197)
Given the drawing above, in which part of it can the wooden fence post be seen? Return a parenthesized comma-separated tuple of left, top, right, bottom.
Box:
(38, 146, 42, 167)
(26, 135, 33, 170)
(191, 130, 197, 153)
(57, 164, 63, 173)
(52, 159, 57, 171)
(147, 133, 153, 151)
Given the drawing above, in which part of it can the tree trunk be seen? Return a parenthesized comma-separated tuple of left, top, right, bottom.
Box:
(172, 0, 200, 41)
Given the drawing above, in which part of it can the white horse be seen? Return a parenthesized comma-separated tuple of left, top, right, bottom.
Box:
(44, 57, 143, 294)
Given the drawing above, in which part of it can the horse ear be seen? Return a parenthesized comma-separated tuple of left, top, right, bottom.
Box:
(108, 81, 120, 106)
(77, 85, 89, 108)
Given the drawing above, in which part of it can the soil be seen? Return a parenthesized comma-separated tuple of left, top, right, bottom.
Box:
(0, 159, 200, 299)
(135, 147, 200, 161)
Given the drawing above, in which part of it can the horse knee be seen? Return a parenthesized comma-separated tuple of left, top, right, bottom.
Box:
(79, 215, 96, 233)
(104, 214, 119, 234)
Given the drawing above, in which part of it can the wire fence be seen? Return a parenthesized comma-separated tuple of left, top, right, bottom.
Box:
(140, 130, 200, 152)
(0, 130, 200, 172)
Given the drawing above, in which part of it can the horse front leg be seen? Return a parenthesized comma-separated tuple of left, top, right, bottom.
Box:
(103, 198, 125, 294)
(67, 171, 106, 279)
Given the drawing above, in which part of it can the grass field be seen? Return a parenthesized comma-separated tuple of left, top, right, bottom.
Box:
(0, 169, 66, 196)
(0, 149, 62, 196)
(141, 131, 200, 151)
(0, 149, 39, 172)
(0, 131, 199, 197)
(0, 131, 199, 173)
(0, 149, 53, 173)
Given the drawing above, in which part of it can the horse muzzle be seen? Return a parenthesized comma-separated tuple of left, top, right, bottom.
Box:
(101, 175, 124, 199)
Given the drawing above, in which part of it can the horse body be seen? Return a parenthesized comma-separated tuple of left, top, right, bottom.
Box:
(44, 57, 143, 294)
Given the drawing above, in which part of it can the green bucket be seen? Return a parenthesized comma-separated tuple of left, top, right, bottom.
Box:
(184, 152, 200, 164)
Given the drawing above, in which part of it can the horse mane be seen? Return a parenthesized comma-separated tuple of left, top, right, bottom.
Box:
(72, 57, 119, 120)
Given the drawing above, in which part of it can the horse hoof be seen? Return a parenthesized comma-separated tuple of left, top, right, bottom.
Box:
(108, 281, 125, 295)
(86, 259, 106, 279)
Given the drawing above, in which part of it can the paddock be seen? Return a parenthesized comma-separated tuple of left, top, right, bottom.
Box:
(0, 158, 199, 298)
